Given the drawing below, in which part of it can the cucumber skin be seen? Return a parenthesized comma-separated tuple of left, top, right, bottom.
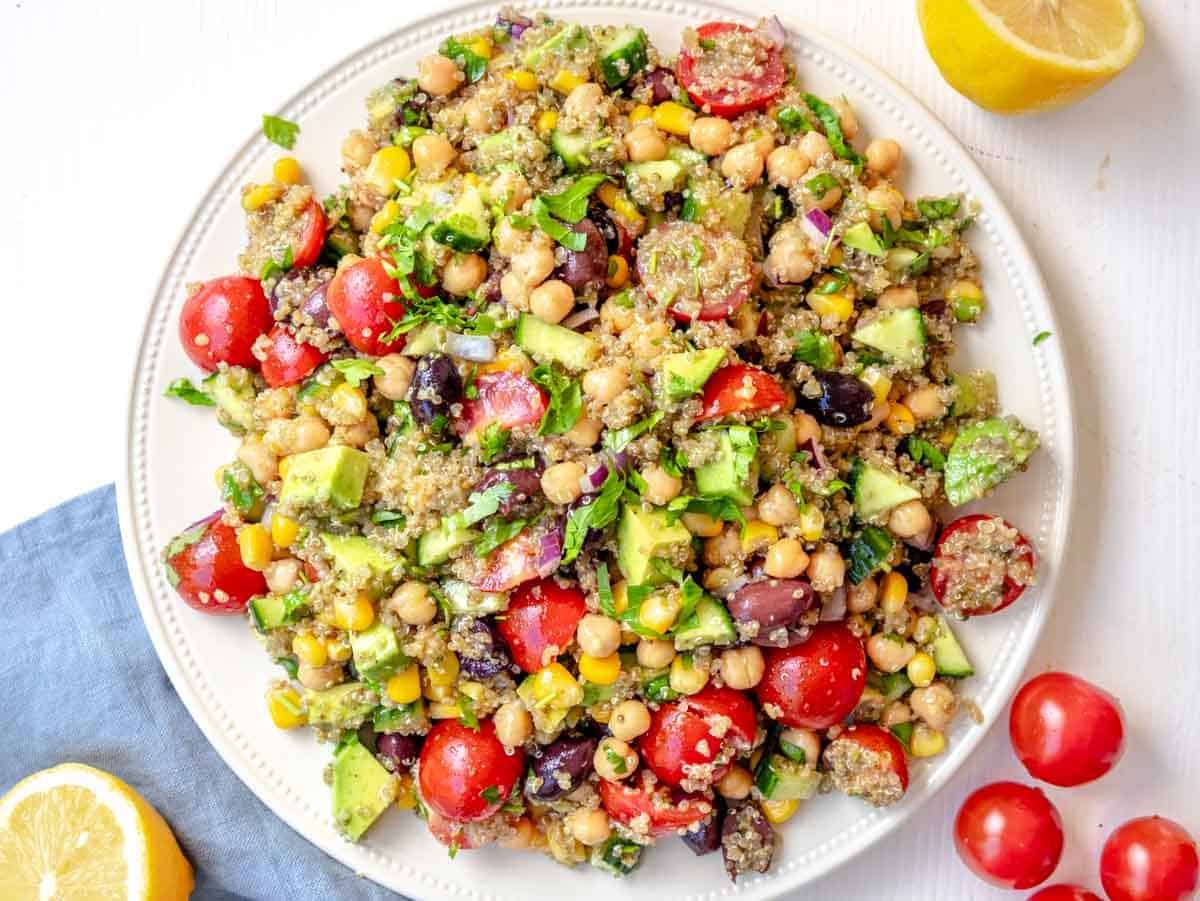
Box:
(599, 27, 648, 87)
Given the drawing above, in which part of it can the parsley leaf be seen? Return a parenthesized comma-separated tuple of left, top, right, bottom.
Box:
(332, 358, 385, 387)
(448, 482, 515, 532)
(531, 197, 587, 251)
(1033, 331, 1053, 346)
(371, 510, 407, 527)
(603, 411, 664, 453)
(604, 746, 629, 774)
(779, 740, 807, 765)
(480, 423, 510, 463)
(728, 425, 759, 486)
(440, 37, 488, 84)
(275, 656, 299, 679)
(663, 494, 746, 528)
(474, 517, 527, 557)
(261, 114, 300, 149)
(803, 93, 863, 168)
(259, 245, 294, 282)
(538, 174, 609, 223)
(164, 378, 214, 407)
(917, 196, 960, 221)
(480, 785, 502, 804)
(529, 365, 583, 436)
(775, 106, 813, 135)
(905, 437, 946, 470)
(671, 576, 707, 633)
(806, 173, 840, 200)
(597, 562, 615, 618)
(457, 692, 480, 729)
(617, 584, 665, 639)
(561, 466, 624, 565)
(221, 466, 263, 515)
(659, 447, 688, 479)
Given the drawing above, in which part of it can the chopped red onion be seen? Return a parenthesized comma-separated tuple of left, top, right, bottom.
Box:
(537, 526, 564, 575)
(806, 208, 833, 236)
(820, 587, 847, 621)
(560, 307, 600, 332)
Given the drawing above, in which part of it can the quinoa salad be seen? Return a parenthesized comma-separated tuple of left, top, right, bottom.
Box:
(163, 10, 1042, 881)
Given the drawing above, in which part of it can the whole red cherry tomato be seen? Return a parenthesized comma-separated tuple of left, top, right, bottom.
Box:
(290, 200, 327, 269)
(417, 720, 525, 823)
(696, 364, 787, 422)
(1009, 672, 1125, 787)
(456, 371, 548, 438)
(179, 276, 273, 371)
(1029, 886, 1103, 901)
(163, 512, 267, 614)
(676, 22, 786, 118)
(598, 773, 713, 837)
(756, 621, 866, 729)
(259, 325, 328, 388)
(1100, 816, 1199, 901)
(823, 724, 909, 806)
(930, 513, 1037, 617)
(954, 781, 1064, 890)
(638, 685, 757, 789)
(325, 257, 406, 356)
(496, 577, 587, 673)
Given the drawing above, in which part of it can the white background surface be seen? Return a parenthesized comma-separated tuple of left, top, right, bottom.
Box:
(2, 1, 1198, 899)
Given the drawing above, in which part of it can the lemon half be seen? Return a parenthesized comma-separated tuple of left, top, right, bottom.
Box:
(918, 0, 1145, 114)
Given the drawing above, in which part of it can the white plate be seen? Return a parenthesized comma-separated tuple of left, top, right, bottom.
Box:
(118, 2, 1076, 897)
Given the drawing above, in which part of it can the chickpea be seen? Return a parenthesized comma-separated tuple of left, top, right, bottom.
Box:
(581, 367, 629, 405)
(387, 581, 437, 625)
(682, 511, 723, 538)
(751, 133, 776, 159)
(831, 97, 859, 140)
(297, 662, 343, 691)
(566, 808, 612, 846)
(609, 700, 651, 741)
(764, 240, 814, 286)
(910, 682, 958, 731)
(499, 817, 536, 850)
(541, 461, 585, 505)
(511, 242, 556, 288)
(600, 299, 635, 332)
(758, 484, 800, 526)
(416, 53, 461, 96)
(846, 577, 879, 614)
(237, 436, 277, 486)
(493, 699, 533, 748)
(878, 286, 919, 310)
(334, 418, 378, 448)
(764, 538, 809, 579)
(766, 146, 811, 188)
(866, 634, 917, 673)
(577, 614, 621, 658)
(530, 279, 575, 324)
(814, 184, 844, 212)
(689, 116, 734, 156)
(372, 354, 415, 401)
(563, 82, 603, 119)
(636, 638, 675, 669)
(631, 319, 670, 363)
(265, 415, 330, 456)
(594, 737, 638, 781)
(702, 566, 737, 593)
(500, 271, 529, 309)
(799, 131, 832, 161)
(493, 218, 526, 257)
(863, 400, 890, 431)
(779, 728, 821, 768)
(866, 138, 902, 176)
(492, 170, 531, 213)
(721, 143, 764, 187)
(793, 411, 822, 446)
(624, 124, 668, 163)
(564, 416, 602, 447)
(641, 465, 682, 506)
(703, 526, 742, 567)
(888, 499, 933, 540)
(806, 545, 845, 592)
(867, 184, 905, 230)
(716, 765, 754, 800)
(880, 701, 912, 728)
(411, 133, 456, 177)
(264, 558, 301, 594)
(441, 253, 487, 296)
(904, 385, 946, 421)
(720, 645, 765, 690)
(340, 130, 377, 171)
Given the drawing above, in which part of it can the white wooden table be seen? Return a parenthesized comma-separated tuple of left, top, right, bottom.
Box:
(2, 1, 1197, 897)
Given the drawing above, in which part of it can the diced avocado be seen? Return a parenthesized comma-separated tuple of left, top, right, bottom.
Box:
(372, 700, 426, 733)
(475, 126, 548, 174)
(877, 670, 914, 703)
(624, 160, 685, 197)
(476, 128, 514, 158)
(616, 504, 692, 587)
(203, 367, 255, 435)
(332, 733, 397, 841)
(952, 369, 998, 417)
(416, 519, 476, 566)
(249, 589, 308, 633)
(755, 753, 821, 802)
(681, 175, 753, 237)
(852, 308, 927, 369)
(516, 665, 583, 733)
(581, 680, 620, 707)
(349, 622, 406, 683)
(843, 222, 886, 257)
(515, 314, 598, 371)
(430, 185, 490, 253)
(944, 416, 1040, 506)
(280, 446, 369, 512)
(672, 595, 737, 650)
(598, 26, 648, 87)
(550, 130, 591, 172)
(590, 836, 642, 876)
(522, 24, 582, 67)
(305, 682, 377, 727)
(693, 427, 759, 507)
(660, 348, 725, 401)
(400, 322, 445, 357)
(851, 460, 922, 520)
(441, 579, 509, 616)
(321, 534, 402, 591)
(845, 525, 894, 584)
(931, 615, 974, 677)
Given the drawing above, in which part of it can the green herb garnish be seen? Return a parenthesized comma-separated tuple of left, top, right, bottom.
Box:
(261, 114, 300, 149)
(164, 378, 214, 407)
(529, 365, 583, 436)
(332, 358, 385, 387)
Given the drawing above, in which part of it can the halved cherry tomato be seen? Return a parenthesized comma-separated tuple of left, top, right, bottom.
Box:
(179, 276, 273, 372)
(823, 724, 909, 805)
(638, 685, 757, 789)
(676, 22, 786, 118)
(260, 325, 329, 388)
(756, 621, 866, 729)
(290, 200, 327, 269)
(475, 530, 551, 594)
(417, 719, 525, 823)
(325, 257, 406, 356)
(163, 512, 267, 614)
(696, 364, 787, 422)
(635, 221, 753, 322)
(1009, 672, 1125, 788)
(598, 772, 713, 837)
(1030, 886, 1103, 901)
(496, 577, 586, 673)
(954, 782, 1064, 890)
(456, 371, 548, 438)
(669, 286, 750, 323)
(1101, 816, 1199, 901)
(930, 513, 1037, 617)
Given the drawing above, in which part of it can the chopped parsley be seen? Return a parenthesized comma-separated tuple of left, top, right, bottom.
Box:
(457, 692, 480, 729)
(803, 93, 863, 168)
(603, 411, 664, 453)
(905, 437, 946, 470)
(1033, 331, 1053, 346)
(480, 785, 502, 804)
(561, 465, 624, 565)
(259, 245, 294, 282)
(604, 746, 628, 774)
(531, 197, 587, 252)
(617, 584, 663, 639)
(332, 358, 384, 387)
(261, 113, 300, 149)
(805, 172, 840, 200)
(474, 517, 527, 557)
(221, 466, 263, 515)
(529, 365, 583, 436)
(793, 330, 838, 369)
(439, 36, 488, 83)
(917, 196, 960, 220)
(480, 423, 510, 463)
(775, 105, 813, 135)
(164, 378, 214, 407)
(538, 174, 609, 223)
(597, 562, 616, 618)
(371, 510, 407, 527)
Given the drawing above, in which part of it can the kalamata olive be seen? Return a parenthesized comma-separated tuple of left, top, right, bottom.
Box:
(645, 67, 674, 104)
(721, 803, 776, 881)
(682, 812, 723, 856)
(556, 219, 608, 292)
(800, 371, 875, 428)
(456, 618, 514, 680)
(727, 579, 814, 645)
(496, 12, 531, 39)
(376, 733, 421, 771)
(473, 467, 543, 516)
(300, 280, 331, 329)
(526, 734, 598, 801)
(407, 354, 461, 427)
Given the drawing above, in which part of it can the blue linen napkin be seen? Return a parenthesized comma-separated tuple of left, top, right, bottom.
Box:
(0, 486, 405, 901)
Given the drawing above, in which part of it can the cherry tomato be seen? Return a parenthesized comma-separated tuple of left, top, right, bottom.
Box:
(598, 773, 713, 837)
(259, 325, 329, 388)
(163, 512, 267, 614)
(1029, 886, 1103, 901)
(290, 200, 327, 269)
(638, 685, 757, 789)
(954, 781, 1064, 890)
(1101, 816, 1199, 901)
(696, 364, 787, 422)
(827, 724, 909, 797)
(930, 513, 1037, 617)
(417, 719, 525, 823)
(496, 577, 587, 673)
(676, 22, 786, 118)
(475, 530, 552, 594)
(325, 257, 406, 356)
(1009, 672, 1126, 787)
(456, 371, 548, 438)
(636, 222, 753, 322)
(755, 621, 866, 729)
(179, 276, 272, 372)
(668, 286, 750, 323)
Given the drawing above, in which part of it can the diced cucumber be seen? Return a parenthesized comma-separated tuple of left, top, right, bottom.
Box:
(249, 589, 308, 632)
(598, 26, 648, 87)
(522, 24, 582, 68)
(416, 520, 476, 566)
(875, 670, 914, 703)
(203, 367, 255, 435)
(952, 369, 997, 417)
(889, 721, 914, 749)
(430, 185, 490, 252)
(441, 579, 509, 616)
(931, 615, 974, 677)
(372, 701, 425, 733)
(666, 145, 706, 173)
(672, 595, 737, 650)
(681, 174, 752, 237)
(693, 427, 759, 507)
(851, 460, 922, 521)
(852, 307, 927, 369)
(515, 314, 598, 371)
(845, 526, 894, 584)
(754, 753, 821, 802)
(624, 160, 685, 196)
(591, 835, 642, 876)
(550, 130, 591, 171)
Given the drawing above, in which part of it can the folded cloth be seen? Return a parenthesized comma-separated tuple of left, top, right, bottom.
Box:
(0, 486, 404, 901)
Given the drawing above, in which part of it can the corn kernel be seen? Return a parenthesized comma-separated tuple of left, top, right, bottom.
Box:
(330, 382, 368, 421)
(423, 679, 455, 702)
(395, 773, 418, 809)
(530, 662, 584, 708)
(910, 725, 946, 758)
(429, 701, 461, 719)
(370, 200, 401, 234)
(506, 69, 538, 91)
(885, 403, 916, 436)
(827, 246, 845, 266)
(740, 520, 779, 555)
(605, 254, 629, 289)
(292, 632, 328, 667)
(277, 456, 293, 480)
(550, 69, 586, 93)
(269, 513, 299, 549)
(463, 172, 480, 189)
(669, 654, 709, 695)
(325, 637, 352, 663)
(364, 146, 412, 196)
(386, 665, 422, 704)
(465, 36, 492, 60)
(579, 653, 621, 685)
(880, 572, 909, 614)
(335, 594, 376, 632)
(596, 182, 620, 208)
(809, 292, 854, 322)
(907, 652, 937, 688)
(798, 506, 825, 543)
(273, 156, 303, 185)
(612, 580, 630, 616)
(861, 369, 893, 404)
(639, 592, 681, 635)
(629, 103, 654, 124)
(427, 652, 460, 687)
(237, 524, 272, 571)
(241, 182, 284, 212)
(590, 705, 612, 724)
(760, 798, 800, 824)
(536, 110, 559, 135)
(266, 686, 306, 729)
(653, 101, 697, 137)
